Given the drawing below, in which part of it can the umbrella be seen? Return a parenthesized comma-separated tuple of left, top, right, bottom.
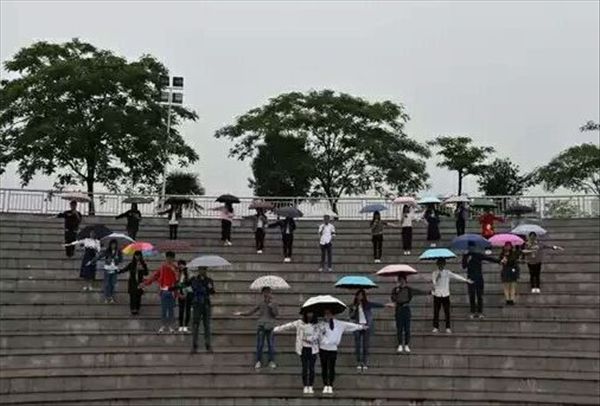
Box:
(301, 295, 347, 316)
(419, 248, 456, 260)
(376, 264, 418, 277)
(443, 195, 470, 204)
(471, 198, 496, 208)
(123, 196, 154, 204)
(154, 240, 192, 252)
(489, 234, 525, 247)
(122, 242, 155, 255)
(334, 276, 378, 290)
(511, 224, 547, 237)
(249, 200, 274, 210)
(77, 225, 112, 240)
(276, 206, 303, 218)
(393, 197, 418, 207)
(418, 197, 442, 205)
(360, 204, 388, 213)
(188, 255, 231, 268)
(505, 204, 535, 216)
(101, 233, 135, 246)
(451, 234, 491, 251)
(250, 275, 290, 291)
(60, 192, 91, 203)
(216, 194, 240, 204)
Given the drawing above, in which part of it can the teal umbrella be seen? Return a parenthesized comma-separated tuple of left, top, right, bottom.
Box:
(334, 276, 378, 290)
(419, 248, 456, 260)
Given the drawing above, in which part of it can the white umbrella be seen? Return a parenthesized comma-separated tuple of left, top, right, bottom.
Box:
(101, 233, 135, 245)
(301, 295, 347, 315)
(511, 224, 547, 236)
(250, 275, 290, 291)
(188, 255, 231, 268)
(443, 195, 470, 204)
(60, 192, 91, 203)
(392, 196, 418, 207)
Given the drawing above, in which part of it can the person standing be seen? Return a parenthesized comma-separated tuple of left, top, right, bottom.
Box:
(370, 211, 386, 263)
(522, 232, 563, 294)
(273, 311, 320, 395)
(462, 242, 500, 318)
(348, 289, 386, 371)
(318, 309, 367, 395)
(454, 202, 468, 236)
(424, 205, 442, 247)
(189, 267, 216, 354)
(158, 204, 182, 240)
(431, 259, 473, 333)
(116, 203, 142, 239)
(270, 217, 296, 263)
(176, 260, 192, 333)
(500, 242, 520, 305)
(64, 230, 100, 291)
(479, 208, 503, 239)
(252, 209, 268, 254)
(220, 202, 235, 246)
(318, 215, 336, 272)
(57, 200, 82, 258)
(235, 287, 279, 369)
(400, 205, 418, 255)
(118, 250, 148, 315)
(97, 239, 123, 303)
(142, 251, 178, 333)
(390, 275, 428, 353)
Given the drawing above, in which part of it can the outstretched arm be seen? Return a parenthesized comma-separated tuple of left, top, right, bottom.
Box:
(340, 320, 368, 333)
(273, 320, 300, 333)
(234, 305, 259, 317)
(449, 271, 472, 284)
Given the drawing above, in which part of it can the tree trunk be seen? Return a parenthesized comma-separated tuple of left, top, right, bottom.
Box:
(457, 171, 463, 196)
(86, 177, 95, 216)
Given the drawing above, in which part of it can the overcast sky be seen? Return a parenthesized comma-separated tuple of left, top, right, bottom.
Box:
(1, 0, 598, 197)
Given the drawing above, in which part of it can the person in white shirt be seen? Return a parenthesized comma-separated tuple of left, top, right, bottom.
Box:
(400, 205, 419, 255)
(318, 215, 336, 272)
(64, 231, 100, 292)
(220, 202, 235, 246)
(431, 259, 473, 333)
(273, 311, 320, 395)
(318, 309, 366, 394)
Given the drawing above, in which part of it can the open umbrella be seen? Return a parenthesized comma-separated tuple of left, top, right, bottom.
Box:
(301, 295, 346, 316)
(393, 197, 418, 207)
(451, 234, 491, 251)
(154, 240, 192, 252)
(249, 200, 274, 210)
(505, 204, 535, 216)
(419, 248, 456, 260)
(511, 224, 547, 237)
(471, 198, 496, 209)
(250, 275, 290, 291)
(489, 234, 525, 247)
(77, 225, 112, 240)
(122, 242, 155, 255)
(376, 264, 418, 277)
(123, 196, 154, 204)
(334, 276, 378, 289)
(60, 192, 91, 203)
(216, 194, 240, 204)
(360, 204, 387, 213)
(188, 255, 231, 268)
(443, 195, 470, 204)
(101, 233, 135, 246)
(418, 197, 442, 205)
(276, 206, 303, 218)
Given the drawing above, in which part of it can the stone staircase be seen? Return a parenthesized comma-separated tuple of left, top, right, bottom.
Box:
(0, 213, 598, 405)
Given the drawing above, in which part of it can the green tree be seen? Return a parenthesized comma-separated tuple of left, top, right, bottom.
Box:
(165, 171, 205, 195)
(428, 136, 495, 195)
(477, 158, 536, 196)
(0, 39, 198, 214)
(215, 90, 430, 210)
(580, 121, 600, 132)
(249, 134, 315, 197)
(534, 143, 600, 195)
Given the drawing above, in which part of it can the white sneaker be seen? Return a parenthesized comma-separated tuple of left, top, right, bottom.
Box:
(356, 365, 362, 371)
(226, 241, 233, 246)
(157, 326, 166, 334)
(322, 387, 328, 394)
(537, 289, 542, 294)
(397, 345, 404, 353)
(307, 387, 314, 394)
(362, 365, 368, 371)
(168, 327, 175, 334)
(177, 326, 183, 333)
(318, 268, 323, 272)
(406, 251, 411, 255)
(432, 328, 439, 333)
(284, 258, 291, 263)
(531, 288, 536, 293)
(255, 361, 261, 370)
(303, 387, 309, 394)
(430, 243, 437, 247)
(82, 286, 88, 291)
(445, 328, 452, 334)
(404, 345, 411, 353)
(374, 259, 381, 263)
(268, 361, 277, 369)
(257, 250, 263, 254)
(469, 314, 476, 319)
(327, 268, 333, 272)
(328, 386, 334, 394)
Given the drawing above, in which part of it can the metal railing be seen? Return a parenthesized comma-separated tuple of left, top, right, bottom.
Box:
(0, 188, 598, 220)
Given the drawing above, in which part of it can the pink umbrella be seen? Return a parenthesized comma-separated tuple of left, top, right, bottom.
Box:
(393, 197, 418, 207)
(488, 234, 524, 247)
(376, 264, 418, 277)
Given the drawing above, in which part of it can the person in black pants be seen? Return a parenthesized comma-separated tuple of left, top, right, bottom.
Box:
(454, 202, 468, 236)
(220, 202, 234, 246)
(462, 242, 500, 318)
(188, 268, 215, 353)
(390, 275, 428, 353)
(118, 250, 149, 315)
(270, 217, 296, 262)
(158, 204, 182, 240)
(116, 203, 142, 239)
(252, 209, 268, 254)
(57, 200, 82, 257)
(176, 260, 192, 333)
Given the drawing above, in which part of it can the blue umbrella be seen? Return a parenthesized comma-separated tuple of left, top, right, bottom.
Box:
(418, 197, 442, 205)
(360, 204, 387, 213)
(419, 248, 456, 260)
(451, 234, 491, 251)
(335, 275, 378, 289)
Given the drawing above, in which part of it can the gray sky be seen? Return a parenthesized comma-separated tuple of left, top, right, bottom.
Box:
(1, 0, 598, 197)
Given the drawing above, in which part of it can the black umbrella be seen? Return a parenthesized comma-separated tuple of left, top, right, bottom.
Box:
(276, 206, 303, 218)
(216, 194, 240, 204)
(505, 204, 535, 216)
(123, 196, 154, 204)
(77, 225, 112, 240)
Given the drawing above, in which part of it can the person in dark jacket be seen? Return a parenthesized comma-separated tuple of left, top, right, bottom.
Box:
(424, 206, 442, 247)
(500, 242, 521, 305)
(118, 250, 149, 315)
(116, 203, 142, 239)
(390, 275, 428, 353)
(269, 217, 296, 262)
(454, 202, 468, 236)
(462, 241, 500, 318)
(57, 200, 82, 257)
(522, 232, 563, 294)
(348, 289, 386, 371)
(158, 204, 182, 240)
(176, 260, 192, 333)
(65, 229, 100, 291)
(96, 239, 123, 303)
(186, 268, 216, 353)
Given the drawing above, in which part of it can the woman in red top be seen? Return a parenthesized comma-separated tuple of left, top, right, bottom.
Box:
(143, 251, 178, 333)
(479, 209, 504, 238)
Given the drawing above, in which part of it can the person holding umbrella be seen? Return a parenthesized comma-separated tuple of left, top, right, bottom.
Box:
(431, 258, 473, 333)
(521, 230, 563, 294)
(116, 203, 142, 239)
(318, 214, 336, 272)
(461, 240, 500, 318)
(235, 286, 279, 370)
(142, 251, 179, 333)
(118, 250, 149, 315)
(499, 242, 521, 305)
(64, 229, 100, 291)
(57, 200, 83, 258)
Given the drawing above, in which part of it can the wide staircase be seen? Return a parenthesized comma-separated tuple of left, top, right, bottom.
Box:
(0, 213, 599, 405)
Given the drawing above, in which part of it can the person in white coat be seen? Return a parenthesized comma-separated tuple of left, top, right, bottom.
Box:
(432, 259, 473, 333)
(318, 309, 367, 394)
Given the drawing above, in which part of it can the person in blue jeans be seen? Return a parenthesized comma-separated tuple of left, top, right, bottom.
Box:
(235, 287, 279, 369)
(95, 239, 122, 303)
(348, 289, 389, 371)
(390, 275, 428, 353)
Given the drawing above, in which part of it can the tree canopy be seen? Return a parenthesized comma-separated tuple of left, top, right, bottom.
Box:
(477, 158, 535, 196)
(580, 121, 600, 132)
(165, 171, 205, 195)
(428, 136, 494, 195)
(0, 39, 198, 213)
(215, 90, 430, 208)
